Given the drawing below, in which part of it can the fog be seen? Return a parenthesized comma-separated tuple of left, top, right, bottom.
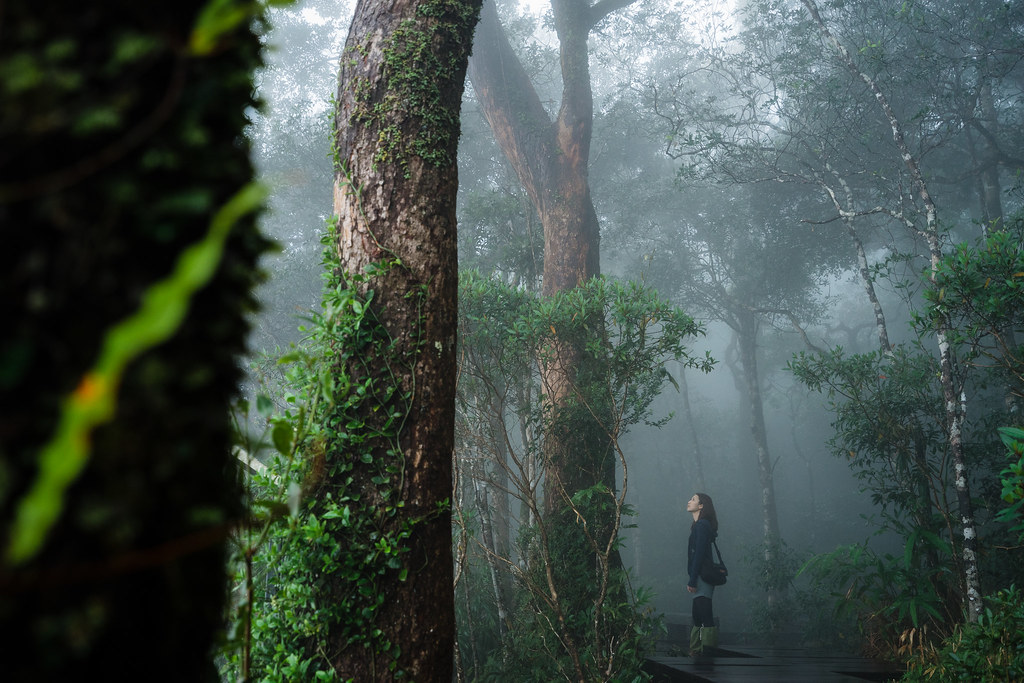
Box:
(243, 0, 1024, 670)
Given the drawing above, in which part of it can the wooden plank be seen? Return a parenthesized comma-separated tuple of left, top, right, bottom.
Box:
(644, 646, 904, 683)
(234, 446, 277, 481)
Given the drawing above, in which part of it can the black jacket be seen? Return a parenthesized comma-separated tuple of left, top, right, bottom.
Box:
(687, 518, 715, 588)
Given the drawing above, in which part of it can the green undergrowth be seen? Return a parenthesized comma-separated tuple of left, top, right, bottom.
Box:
(901, 586, 1024, 682)
(223, 220, 423, 681)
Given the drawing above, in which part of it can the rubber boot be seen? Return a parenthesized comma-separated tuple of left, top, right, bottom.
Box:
(689, 626, 702, 656)
(699, 625, 719, 650)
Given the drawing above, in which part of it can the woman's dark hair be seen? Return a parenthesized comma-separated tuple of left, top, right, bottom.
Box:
(696, 492, 718, 533)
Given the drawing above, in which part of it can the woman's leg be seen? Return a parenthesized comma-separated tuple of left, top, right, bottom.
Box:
(693, 596, 713, 627)
(690, 596, 715, 655)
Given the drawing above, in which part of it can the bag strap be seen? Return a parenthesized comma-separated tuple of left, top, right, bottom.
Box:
(711, 539, 724, 564)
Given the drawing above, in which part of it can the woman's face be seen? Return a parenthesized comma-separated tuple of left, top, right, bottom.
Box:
(686, 494, 703, 513)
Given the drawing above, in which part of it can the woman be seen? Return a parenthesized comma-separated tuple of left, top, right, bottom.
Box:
(686, 492, 718, 655)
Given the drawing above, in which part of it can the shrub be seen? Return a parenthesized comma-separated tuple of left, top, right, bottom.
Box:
(901, 586, 1024, 682)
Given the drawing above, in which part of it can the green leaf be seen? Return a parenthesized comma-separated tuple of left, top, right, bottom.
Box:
(271, 422, 295, 455)
(190, 0, 255, 56)
(999, 427, 1024, 453)
(256, 394, 274, 418)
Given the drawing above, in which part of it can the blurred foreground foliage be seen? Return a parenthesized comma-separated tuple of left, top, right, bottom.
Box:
(1, 0, 277, 679)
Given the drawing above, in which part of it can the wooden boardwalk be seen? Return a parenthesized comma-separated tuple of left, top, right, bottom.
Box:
(644, 645, 904, 682)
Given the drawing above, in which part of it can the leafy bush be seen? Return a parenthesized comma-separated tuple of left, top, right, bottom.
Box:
(996, 427, 1024, 543)
(454, 273, 709, 681)
(902, 586, 1024, 682)
(744, 539, 858, 649)
(799, 533, 959, 660)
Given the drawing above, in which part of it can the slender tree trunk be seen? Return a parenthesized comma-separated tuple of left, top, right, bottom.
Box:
(329, 0, 481, 675)
(679, 366, 708, 491)
(473, 463, 510, 645)
(821, 163, 891, 353)
(787, 392, 818, 546)
(517, 381, 539, 530)
(848, 224, 891, 353)
(801, 0, 982, 622)
(486, 399, 512, 560)
(458, 566, 479, 678)
(975, 77, 1005, 236)
(736, 312, 781, 549)
(484, 397, 514, 632)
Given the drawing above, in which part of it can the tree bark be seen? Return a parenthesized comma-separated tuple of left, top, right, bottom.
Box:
(468, 0, 601, 294)
(329, 0, 481, 675)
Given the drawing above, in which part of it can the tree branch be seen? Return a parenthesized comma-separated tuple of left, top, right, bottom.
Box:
(587, 0, 635, 28)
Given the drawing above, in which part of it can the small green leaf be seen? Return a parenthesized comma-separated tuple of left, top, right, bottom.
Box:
(272, 422, 294, 455)
(256, 394, 274, 418)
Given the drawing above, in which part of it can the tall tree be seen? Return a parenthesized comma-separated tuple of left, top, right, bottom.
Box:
(463, 5, 661, 671)
(324, 0, 481, 675)
(467, 0, 634, 507)
(1, 1, 272, 679)
(798, 0, 986, 621)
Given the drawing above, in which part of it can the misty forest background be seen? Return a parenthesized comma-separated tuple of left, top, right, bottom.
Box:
(240, 0, 1023, 677)
(4, 0, 1024, 680)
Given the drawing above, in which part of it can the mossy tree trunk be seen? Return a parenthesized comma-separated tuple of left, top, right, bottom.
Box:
(328, 0, 481, 677)
(0, 2, 271, 680)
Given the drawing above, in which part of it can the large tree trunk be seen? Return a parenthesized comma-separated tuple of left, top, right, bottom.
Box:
(0, 2, 270, 679)
(328, 0, 481, 676)
(468, 0, 602, 300)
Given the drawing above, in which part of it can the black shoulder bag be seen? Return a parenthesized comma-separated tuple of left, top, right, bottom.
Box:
(700, 540, 728, 586)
